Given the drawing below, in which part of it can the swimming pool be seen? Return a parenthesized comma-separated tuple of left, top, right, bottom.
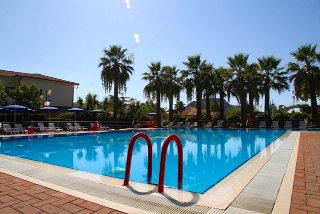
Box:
(0, 129, 286, 193)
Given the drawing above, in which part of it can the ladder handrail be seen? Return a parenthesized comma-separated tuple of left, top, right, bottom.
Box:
(123, 132, 153, 185)
(158, 134, 183, 193)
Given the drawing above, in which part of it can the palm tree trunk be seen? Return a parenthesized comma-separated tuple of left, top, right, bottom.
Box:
(113, 80, 119, 129)
(205, 94, 211, 121)
(240, 93, 247, 128)
(309, 75, 318, 119)
(248, 92, 255, 128)
(196, 87, 202, 121)
(156, 89, 161, 125)
(264, 84, 270, 120)
(169, 95, 173, 122)
(219, 89, 225, 120)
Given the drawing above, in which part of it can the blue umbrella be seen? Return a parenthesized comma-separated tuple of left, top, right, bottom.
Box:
(3, 104, 28, 124)
(39, 106, 59, 121)
(67, 108, 84, 122)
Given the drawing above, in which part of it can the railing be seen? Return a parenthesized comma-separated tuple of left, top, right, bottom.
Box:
(158, 134, 183, 193)
(123, 132, 153, 185)
(123, 133, 183, 193)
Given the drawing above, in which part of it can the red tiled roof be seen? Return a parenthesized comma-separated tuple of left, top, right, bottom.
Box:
(0, 69, 79, 85)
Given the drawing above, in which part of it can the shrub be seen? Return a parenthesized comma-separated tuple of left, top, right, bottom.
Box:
(272, 112, 290, 120)
(290, 112, 310, 120)
(226, 113, 240, 121)
(255, 112, 265, 120)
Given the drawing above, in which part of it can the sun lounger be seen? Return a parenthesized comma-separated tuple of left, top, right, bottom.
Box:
(167, 122, 174, 128)
(2, 124, 19, 134)
(74, 123, 88, 131)
(37, 122, 49, 132)
(191, 122, 198, 128)
(174, 122, 183, 129)
(14, 124, 28, 134)
(48, 123, 63, 132)
(184, 122, 191, 128)
(299, 121, 307, 129)
(259, 121, 266, 128)
(67, 123, 76, 131)
(205, 122, 212, 128)
(271, 121, 279, 129)
(214, 120, 224, 128)
(284, 121, 292, 129)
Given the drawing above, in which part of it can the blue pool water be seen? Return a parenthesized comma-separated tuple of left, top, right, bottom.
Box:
(0, 129, 286, 193)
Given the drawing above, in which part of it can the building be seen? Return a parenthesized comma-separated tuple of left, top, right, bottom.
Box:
(0, 69, 79, 108)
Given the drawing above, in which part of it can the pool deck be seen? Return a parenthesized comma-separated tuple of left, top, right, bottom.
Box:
(0, 130, 319, 213)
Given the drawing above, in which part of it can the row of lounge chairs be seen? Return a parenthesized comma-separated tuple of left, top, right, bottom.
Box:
(258, 120, 308, 129)
(165, 120, 224, 129)
(1, 122, 108, 135)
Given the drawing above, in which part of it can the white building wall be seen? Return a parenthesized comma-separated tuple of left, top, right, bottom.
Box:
(20, 78, 75, 107)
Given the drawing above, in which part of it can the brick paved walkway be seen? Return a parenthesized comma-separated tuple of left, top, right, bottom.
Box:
(0, 172, 125, 214)
(290, 132, 320, 214)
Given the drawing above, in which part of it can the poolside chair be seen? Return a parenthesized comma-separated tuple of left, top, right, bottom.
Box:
(14, 124, 28, 134)
(167, 122, 174, 128)
(37, 122, 49, 132)
(214, 120, 224, 128)
(74, 123, 88, 131)
(48, 123, 63, 132)
(191, 122, 198, 128)
(259, 121, 266, 128)
(2, 124, 19, 135)
(97, 123, 110, 130)
(284, 121, 292, 129)
(184, 122, 191, 129)
(271, 121, 279, 129)
(174, 122, 183, 129)
(299, 121, 307, 129)
(67, 123, 76, 131)
(205, 122, 212, 128)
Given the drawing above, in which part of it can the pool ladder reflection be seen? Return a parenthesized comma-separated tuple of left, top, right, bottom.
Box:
(123, 132, 183, 193)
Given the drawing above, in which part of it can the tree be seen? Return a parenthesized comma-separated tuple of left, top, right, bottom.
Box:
(99, 45, 134, 126)
(182, 55, 207, 121)
(200, 63, 216, 121)
(215, 67, 232, 120)
(85, 93, 98, 110)
(9, 84, 42, 109)
(246, 63, 261, 127)
(227, 53, 250, 127)
(288, 44, 320, 119)
(76, 97, 84, 109)
(0, 81, 7, 106)
(142, 62, 163, 124)
(162, 66, 182, 122)
(258, 56, 289, 119)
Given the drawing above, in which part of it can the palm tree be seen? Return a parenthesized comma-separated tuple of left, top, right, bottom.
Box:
(200, 63, 216, 121)
(215, 67, 232, 120)
(76, 97, 84, 109)
(182, 55, 207, 121)
(99, 45, 134, 126)
(258, 56, 289, 119)
(288, 44, 320, 119)
(162, 66, 182, 122)
(227, 53, 250, 127)
(142, 62, 163, 124)
(246, 63, 261, 127)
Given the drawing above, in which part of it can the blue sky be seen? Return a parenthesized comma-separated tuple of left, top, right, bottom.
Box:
(0, 0, 319, 109)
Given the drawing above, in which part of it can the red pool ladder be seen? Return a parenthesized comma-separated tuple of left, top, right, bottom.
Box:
(123, 133, 152, 185)
(123, 132, 183, 193)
